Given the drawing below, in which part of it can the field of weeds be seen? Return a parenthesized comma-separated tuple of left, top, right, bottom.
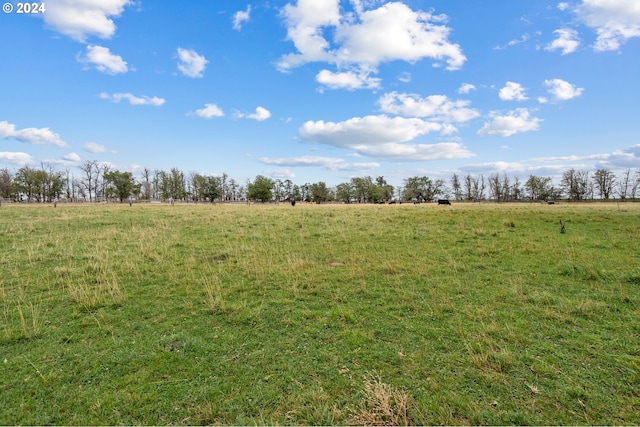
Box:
(1, 202, 639, 425)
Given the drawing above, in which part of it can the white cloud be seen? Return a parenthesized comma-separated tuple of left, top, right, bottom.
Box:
(544, 78, 584, 100)
(259, 155, 379, 171)
(83, 142, 117, 153)
(493, 34, 530, 50)
(62, 152, 82, 162)
(99, 92, 165, 106)
(0, 152, 32, 166)
(558, 2, 570, 11)
(508, 34, 530, 47)
(278, 0, 340, 71)
(397, 72, 412, 83)
(278, 1, 465, 86)
(301, 115, 449, 147)
(233, 5, 251, 30)
(43, 0, 131, 42)
(79, 45, 128, 74)
(458, 83, 476, 94)
(499, 82, 528, 101)
(236, 107, 272, 121)
(377, 92, 480, 124)
(576, 0, 640, 51)
(299, 115, 473, 161)
(348, 142, 474, 162)
(477, 108, 542, 137)
(531, 144, 640, 169)
(177, 48, 208, 78)
(194, 103, 224, 119)
(267, 169, 296, 179)
(250, 107, 271, 121)
(316, 69, 381, 90)
(333, 2, 466, 70)
(546, 28, 580, 54)
(0, 120, 68, 147)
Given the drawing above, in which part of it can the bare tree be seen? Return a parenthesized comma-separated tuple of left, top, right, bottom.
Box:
(463, 174, 473, 201)
(450, 173, 462, 201)
(592, 168, 616, 200)
(140, 167, 153, 200)
(99, 163, 110, 201)
(561, 168, 589, 201)
(220, 172, 229, 201)
(488, 173, 502, 202)
(631, 169, 640, 200)
(78, 160, 99, 202)
(615, 169, 631, 200)
(511, 176, 523, 201)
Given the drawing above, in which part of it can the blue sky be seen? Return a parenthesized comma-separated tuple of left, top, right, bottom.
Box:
(1, 0, 639, 187)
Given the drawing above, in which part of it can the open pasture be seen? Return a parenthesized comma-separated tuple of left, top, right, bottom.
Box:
(1, 202, 639, 425)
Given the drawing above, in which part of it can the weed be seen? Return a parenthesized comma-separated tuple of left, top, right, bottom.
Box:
(350, 374, 413, 426)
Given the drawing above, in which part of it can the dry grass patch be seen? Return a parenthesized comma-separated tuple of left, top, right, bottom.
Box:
(350, 374, 414, 426)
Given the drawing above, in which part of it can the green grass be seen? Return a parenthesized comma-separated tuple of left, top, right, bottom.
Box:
(1, 202, 639, 425)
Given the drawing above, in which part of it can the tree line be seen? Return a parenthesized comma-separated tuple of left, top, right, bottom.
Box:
(1, 161, 639, 204)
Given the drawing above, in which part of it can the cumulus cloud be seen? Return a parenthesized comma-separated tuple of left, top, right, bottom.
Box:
(546, 28, 580, 54)
(458, 83, 476, 94)
(79, 45, 128, 74)
(0, 120, 68, 147)
(301, 115, 449, 147)
(259, 155, 380, 171)
(499, 82, 528, 101)
(236, 107, 272, 121)
(77, 45, 129, 74)
(177, 48, 208, 78)
(43, 0, 131, 42)
(544, 78, 584, 101)
(0, 152, 33, 166)
(299, 115, 473, 161)
(477, 108, 542, 137)
(233, 5, 251, 30)
(194, 103, 224, 119)
(84, 142, 117, 153)
(278, 1, 465, 88)
(377, 92, 480, 124)
(316, 69, 381, 90)
(99, 92, 165, 106)
(333, 2, 466, 69)
(576, 0, 640, 51)
(62, 152, 82, 162)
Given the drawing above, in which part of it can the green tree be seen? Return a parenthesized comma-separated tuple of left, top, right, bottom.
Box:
(524, 175, 553, 201)
(375, 176, 394, 201)
(310, 181, 330, 203)
(335, 182, 354, 203)
(247, 175, 274, 202)
(13, 166, 47, 202)
(351, 176, 377, 203)
(402, 176, 444, 202)
(104, 170, 137, 202)
(0, 168, 14, 199)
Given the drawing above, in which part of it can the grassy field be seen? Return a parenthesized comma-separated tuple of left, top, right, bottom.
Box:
(1, 202, 639, 425)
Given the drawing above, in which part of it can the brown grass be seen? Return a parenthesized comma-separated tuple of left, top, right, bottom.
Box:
(350, 374, 414, 426)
